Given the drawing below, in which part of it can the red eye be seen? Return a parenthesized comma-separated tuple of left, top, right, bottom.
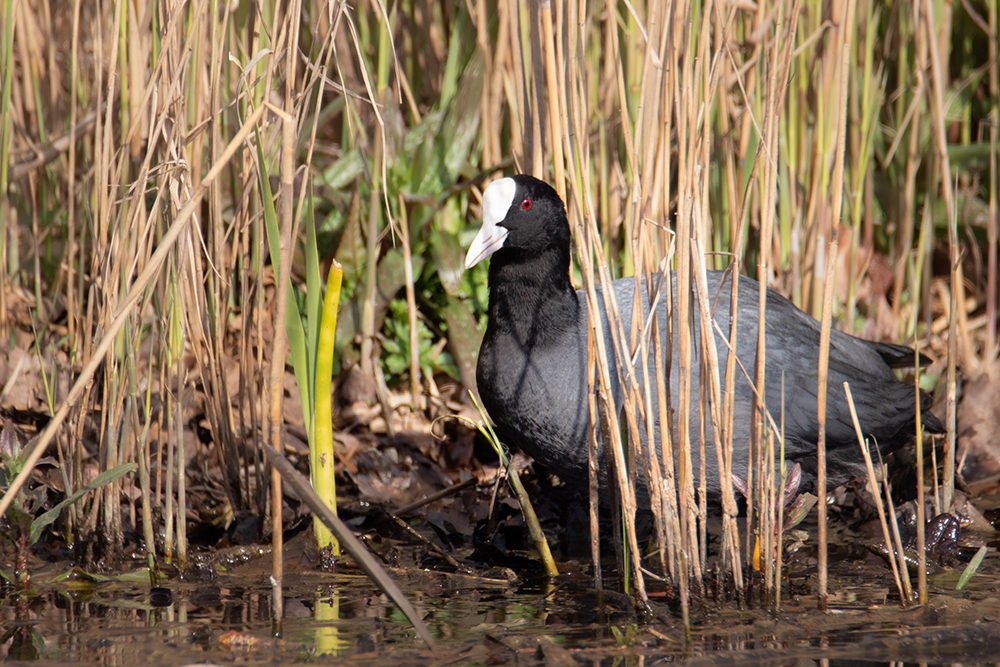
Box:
(521, 198, 532, 210)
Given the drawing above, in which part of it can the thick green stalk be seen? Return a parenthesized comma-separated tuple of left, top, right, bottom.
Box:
(312, 261, 343, 553)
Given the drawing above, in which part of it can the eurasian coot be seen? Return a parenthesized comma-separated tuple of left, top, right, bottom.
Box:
(465, 174, 943, 499)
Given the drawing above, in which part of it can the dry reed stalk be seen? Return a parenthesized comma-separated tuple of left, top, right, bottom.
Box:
(763, 427, 775, 598)
(540, 0, 563, 196)
(749, 16, 777, 601)
(637, 270, 670, 579)
(692, 233, 743, 585)
(523, 1, 543, 176)
(721, 96, 763, 601)
(603, 30, 657, 600)
(0, 102, 267, 521)
(988, 0, 998, 366)
(828, 0, 857, 258)
(816, 238, 838, 607)
(268, 103, 301, 595)
(586, 326, 603, 599)
(671, 0, 701, 604)
(560, 0, 648, 592)
(66, 0, 82, 346)
(914, 329, 927, 604)
(554, 0, 656, 602)
(0, 0, 13, 266)
(360, 126, 382, 376)
(397, 195, 421, 408)
(163, 363, 175, 563)
(567, 146, 648, 604)
(699, 0, 750, 592)
(883, 471, 913, 600)
(654, 285, 682, 584)
(692, 0, 714, 579)
(844, 382, 909, 605)
(174, 340, 188, 568)
(774, 391, 786, 607)
(922, 1, 958, 512)
(892, 77, 924, 332)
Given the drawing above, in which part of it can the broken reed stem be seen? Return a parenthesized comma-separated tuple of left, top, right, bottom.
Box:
(843, 382, 909, 606)
(816, 238, 838, 608)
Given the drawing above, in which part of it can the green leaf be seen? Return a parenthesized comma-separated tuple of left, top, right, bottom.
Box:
(385, 355, 406, 375)
(46, 566, 152, 584)
(441, 53, 483, 181)
(322, 148, 365, 191)
(783, 493, 818, 530)
(957, 546, 988, 590)
(305, 182, 322, 385)
(30, 463, 137, 544)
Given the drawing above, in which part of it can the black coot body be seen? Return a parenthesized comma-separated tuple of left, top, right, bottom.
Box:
(465, 175, 943, 498)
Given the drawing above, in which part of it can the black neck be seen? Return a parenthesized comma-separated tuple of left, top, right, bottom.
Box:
(485, 247, 579, 349)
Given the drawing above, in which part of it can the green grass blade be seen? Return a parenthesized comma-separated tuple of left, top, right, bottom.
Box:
(30, 463, 138, 545)
(305, 182, 322, 382)
(957, 545, 988, 590)
(256, 131, 312, 434)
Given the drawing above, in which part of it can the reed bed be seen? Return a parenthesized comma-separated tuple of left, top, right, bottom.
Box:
(0, 0, 997, 619)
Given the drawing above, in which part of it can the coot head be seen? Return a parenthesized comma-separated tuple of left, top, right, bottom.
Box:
(465, 176, 571, 269)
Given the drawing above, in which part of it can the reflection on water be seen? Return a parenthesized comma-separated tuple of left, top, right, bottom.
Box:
(4, 563, 1000, 666)
(0, 570, 551, 664)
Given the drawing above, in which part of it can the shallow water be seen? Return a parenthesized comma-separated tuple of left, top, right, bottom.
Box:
(4, 548, 1000, 666)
